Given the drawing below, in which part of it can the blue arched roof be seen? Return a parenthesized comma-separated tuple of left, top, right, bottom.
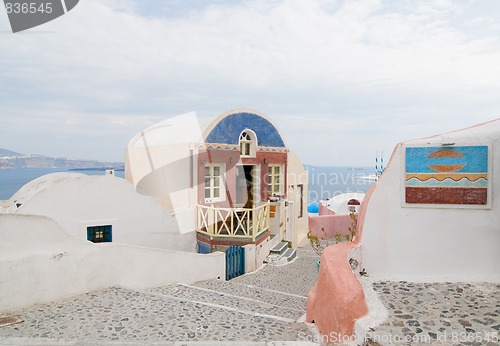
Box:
(205, 112, 285, 147)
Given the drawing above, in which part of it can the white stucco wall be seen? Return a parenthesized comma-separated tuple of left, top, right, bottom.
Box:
(12, 173, 195, 252)
(287, 151, 310, 247)
(323, 192, 365, 215)
(125, 143, 197, 234)
(125, 112, 201, 185)
(361, 119, 500, 282)
(125, 112, 201, 224)
(0, 214, 225, 313)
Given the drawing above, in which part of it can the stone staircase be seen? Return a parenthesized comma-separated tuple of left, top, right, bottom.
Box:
(0, 249, 322, 344)
(143, 249, 321, 343)
(149, 281, 305, 322)
(264, 240, 297, 265)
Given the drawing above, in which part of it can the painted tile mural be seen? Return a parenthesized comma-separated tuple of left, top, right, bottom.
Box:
(405, 146, 488, 205)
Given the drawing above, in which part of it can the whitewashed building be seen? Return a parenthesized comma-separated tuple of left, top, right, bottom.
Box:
(5, 171, 194, 252)
(360, 118, 500, 282)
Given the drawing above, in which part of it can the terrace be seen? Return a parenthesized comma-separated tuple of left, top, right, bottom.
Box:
(196, 202, 271, 242)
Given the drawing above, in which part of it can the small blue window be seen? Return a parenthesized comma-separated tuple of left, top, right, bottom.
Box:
(87, 225, 112, 243)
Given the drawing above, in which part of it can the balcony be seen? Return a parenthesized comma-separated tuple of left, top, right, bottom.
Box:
(197, 202, 271, 242)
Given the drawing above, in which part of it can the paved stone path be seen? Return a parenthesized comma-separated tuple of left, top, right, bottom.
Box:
(3, 247, 497, 346)
(366, 281, 500, 346)
(0, 248, 322, 345)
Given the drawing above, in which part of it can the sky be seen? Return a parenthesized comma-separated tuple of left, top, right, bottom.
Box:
(1, 0, 499, 167)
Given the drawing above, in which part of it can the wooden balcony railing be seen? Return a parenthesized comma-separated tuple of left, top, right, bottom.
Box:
(197, 202, 271, 241)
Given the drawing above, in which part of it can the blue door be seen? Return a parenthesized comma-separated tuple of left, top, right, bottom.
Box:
(197, 241, 211, 254)
(225, 245, 245, 280)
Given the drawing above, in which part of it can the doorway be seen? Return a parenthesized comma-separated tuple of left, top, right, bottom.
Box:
(226, 245, 245, 280)
(236, 165, 259, 207)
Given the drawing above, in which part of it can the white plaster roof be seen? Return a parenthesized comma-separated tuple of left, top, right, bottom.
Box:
(8, 172, 86, 212)
(322, 192, 365, 215)
(407, 118, 500, 145)
(128, 112, 204, 149)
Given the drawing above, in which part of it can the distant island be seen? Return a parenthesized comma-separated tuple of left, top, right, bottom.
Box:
(0, 148, 124, 170)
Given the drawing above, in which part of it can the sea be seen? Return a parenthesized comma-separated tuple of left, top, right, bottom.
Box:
(0, 166, 375, 202)
(0, 168, 125, 200)
(305, 166, 375, 202)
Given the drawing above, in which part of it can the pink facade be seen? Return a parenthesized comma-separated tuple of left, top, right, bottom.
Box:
(306, 185, 375, 343)
(306, 242, 368, 342)
(196, 149, 288, 207)
(318, 203, 335, 216)
(308, 213, 354, 239)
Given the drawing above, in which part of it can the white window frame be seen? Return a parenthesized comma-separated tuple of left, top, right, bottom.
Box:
(268, 164, 283, 196)
(239, 130, 257, 158)
(204, 164, 226, 203)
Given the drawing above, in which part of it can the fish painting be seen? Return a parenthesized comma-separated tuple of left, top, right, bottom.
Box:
(405, 146, 488, 205)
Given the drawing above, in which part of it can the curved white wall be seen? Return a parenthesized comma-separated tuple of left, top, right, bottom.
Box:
(125, 142, 197, 235)
(0, 214, 225, 313)
(361, 120, 500, 282)
(14, 174, 195, 252)
(287, 150, 310, 246)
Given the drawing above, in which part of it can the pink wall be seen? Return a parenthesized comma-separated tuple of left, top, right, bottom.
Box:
(197, 149, 287, 206)
(306, 184, 377, 343)
(319, 203, 335, 216)
(306, 243, 368, 342)
(309, 214, 354, 239)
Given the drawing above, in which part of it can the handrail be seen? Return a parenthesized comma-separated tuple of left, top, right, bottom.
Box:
(197, 202, 271, 241)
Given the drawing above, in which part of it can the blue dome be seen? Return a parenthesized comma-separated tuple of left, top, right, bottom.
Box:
(205, 112, 285, 147)
(307, 202, 319, 214)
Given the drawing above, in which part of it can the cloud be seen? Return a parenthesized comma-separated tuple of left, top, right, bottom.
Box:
(0, 0, 499, 165)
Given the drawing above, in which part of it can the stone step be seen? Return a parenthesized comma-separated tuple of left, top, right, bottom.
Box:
(270, 241, 289, 255)
(192, 279, 307, 311)
(282, 248, 297, 262)
(233, 256, 319, 297)
(148, 284, 304, 321)
(265, 248, 297, 266)
(0, 286, 313, 343)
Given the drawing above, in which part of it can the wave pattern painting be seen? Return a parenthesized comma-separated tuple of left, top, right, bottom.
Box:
(405, 146, 488, 205)
(406, 177, 488, 188)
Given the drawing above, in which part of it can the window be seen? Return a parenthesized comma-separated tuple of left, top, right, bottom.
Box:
(268, 165, 283, 195)
(205, 164, 225, 202)
(239, 130, 257, 157)
(87, 225, 112, 243)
